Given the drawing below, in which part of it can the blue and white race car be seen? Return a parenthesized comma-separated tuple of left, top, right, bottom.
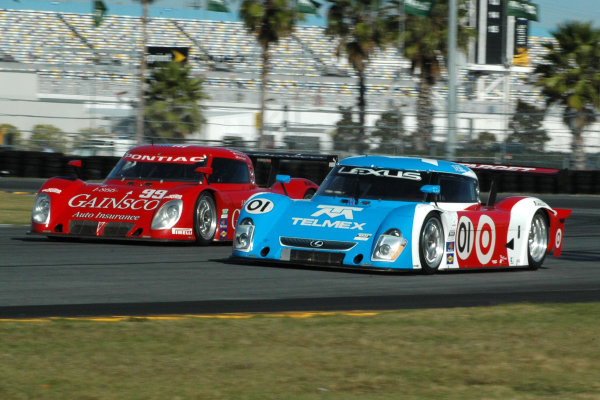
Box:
(231, 156, 571, 273)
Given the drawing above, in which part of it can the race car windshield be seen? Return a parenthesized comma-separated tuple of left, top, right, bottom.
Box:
(107, 159, 208, 182)
(316, 165, 431, 202)
(106, 157, 252, 183)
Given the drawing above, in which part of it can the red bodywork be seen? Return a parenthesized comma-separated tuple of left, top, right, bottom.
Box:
(30, 145, 318, 243)
(450, 198, 571, 268)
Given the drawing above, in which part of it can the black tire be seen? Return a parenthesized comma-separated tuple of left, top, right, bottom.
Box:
(193, 192, 217, 245)
(419, 213, 444, 275)
(303, 188, 316, 199)
(527, 210, 549, 270)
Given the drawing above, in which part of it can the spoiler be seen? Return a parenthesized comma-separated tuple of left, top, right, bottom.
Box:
(461, 163, 560, 175)
(245, 152, 338, 186)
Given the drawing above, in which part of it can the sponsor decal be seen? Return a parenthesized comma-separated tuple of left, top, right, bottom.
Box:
(555, 228, 563, 249)
(461, 163, 559, 174)
(456, 214, 497, 265)
(446, 242, 455, 252)
(164, 194, 183, 200)
(311, 205, 362, 219)
(72, 211, 141, 221)
(92, 186, 117, 193)
(475, 215, 496, 265)
(338, 166, 422, 181)
(172, 228, 193, 235)
(447, 254, 454, 264)
(291, 217, 365, 230)
(499, 255, 508, 264)
(451, 165, 468, 173)
(245, 198, 274, 214)
(42, 188, 62, 194)
(354, 233, 372, 241)
(68, 191, 162, 211)
(123, 153, 206, 163)
(72, 212, 94, 218)
(220, 228, 228, 239)
(97, 221, 106, 235)
(219, 218, 228, 228)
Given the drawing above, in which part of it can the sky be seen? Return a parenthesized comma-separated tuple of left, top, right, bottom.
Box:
(1, 0, 599, 37)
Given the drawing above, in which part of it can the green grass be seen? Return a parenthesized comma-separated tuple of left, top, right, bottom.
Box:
(0, 192, 35, 225)
(1, 303, 600, 400)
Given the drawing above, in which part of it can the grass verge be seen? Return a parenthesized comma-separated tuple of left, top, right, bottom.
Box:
(1, 303, 599, 400)
(0, 192, 34, 225)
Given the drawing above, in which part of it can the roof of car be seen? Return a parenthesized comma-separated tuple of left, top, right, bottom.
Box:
(123, 145, 251, 163)
(340, 155, 477, 179)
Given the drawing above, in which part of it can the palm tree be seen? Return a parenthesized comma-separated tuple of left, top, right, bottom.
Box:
(145, 62, 208, 140)
(240, 0, 299, 149)
(402, 0, 472, 153)
(326, 0, 398, 153)
(534, 22, 600, 170)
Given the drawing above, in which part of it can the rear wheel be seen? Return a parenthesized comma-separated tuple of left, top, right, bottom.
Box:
(194, 192, 217, 245)
(527, 210, 549, 270)
(303, 188, 316, 199)
(419, 213, 444, 274)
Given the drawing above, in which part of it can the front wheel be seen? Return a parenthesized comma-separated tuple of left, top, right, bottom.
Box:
(419, 213, 445, 275)
(193, 192, 217, 245)
(527, 210, 549, 270)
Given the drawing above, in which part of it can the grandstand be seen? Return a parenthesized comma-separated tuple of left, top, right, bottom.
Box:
(0, 7, 598, 162)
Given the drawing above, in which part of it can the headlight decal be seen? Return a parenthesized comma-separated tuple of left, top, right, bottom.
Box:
(151, 200, 183, 230)
(233, 218, 255, 251)
(371, 229, 408, 262)
(32, 193, 51, 225)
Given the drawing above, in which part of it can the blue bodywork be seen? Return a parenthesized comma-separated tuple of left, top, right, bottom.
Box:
(232, 156, 477, 270)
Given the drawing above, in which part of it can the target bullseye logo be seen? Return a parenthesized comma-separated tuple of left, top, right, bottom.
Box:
(457, 215, 496, 265)
(475, 215, 496, 265)
(555, 228, 563, 249)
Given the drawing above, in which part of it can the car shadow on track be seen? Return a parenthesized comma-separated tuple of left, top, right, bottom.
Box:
(219, 256, 540, 276)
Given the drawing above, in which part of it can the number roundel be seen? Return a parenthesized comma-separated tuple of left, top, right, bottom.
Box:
(245, 198, 274, 214)
(456, 216, 474, 260)
(456, 215, 497, 265)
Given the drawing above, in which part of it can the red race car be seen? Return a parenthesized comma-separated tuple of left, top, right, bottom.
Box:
(30, 145, 323, 244)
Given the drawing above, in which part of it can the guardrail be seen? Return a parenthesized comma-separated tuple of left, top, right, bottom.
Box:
(1, 150, 599, 194)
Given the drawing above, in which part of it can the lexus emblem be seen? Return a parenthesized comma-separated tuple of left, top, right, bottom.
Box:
(310, 240, 324, 248)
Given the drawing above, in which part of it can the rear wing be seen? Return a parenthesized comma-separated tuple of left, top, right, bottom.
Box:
(461, 162, 561, 194)
(245, 152, 338, 187)
(461, 163, 559, 175)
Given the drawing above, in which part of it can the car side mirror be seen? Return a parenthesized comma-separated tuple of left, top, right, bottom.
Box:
(275, 174, 291, 183)
(195, 166, 213, 183)
(68, 159, 83, 179)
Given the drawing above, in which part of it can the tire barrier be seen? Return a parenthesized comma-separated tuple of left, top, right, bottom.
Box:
(1, 150, 598, 194)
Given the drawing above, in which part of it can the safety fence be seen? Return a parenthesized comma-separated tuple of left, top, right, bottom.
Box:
(1, 150, 599, 194)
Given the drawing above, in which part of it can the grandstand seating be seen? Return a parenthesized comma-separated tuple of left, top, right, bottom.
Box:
(0, 8, 548, 107)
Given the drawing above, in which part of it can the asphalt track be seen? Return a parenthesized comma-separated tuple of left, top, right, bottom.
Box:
(0, 194, 599, 318)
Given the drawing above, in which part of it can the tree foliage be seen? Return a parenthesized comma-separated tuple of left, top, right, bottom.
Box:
(371, 105, 405, 153)
(507, 99, 550, 150)
(402, 0, 473, 152)
(240, 0, 300, 148)
(326, 0, 398, 152)
(144, 62, 208, 139)
(0, 123, 20, 147)
(534, 21, 600, 169)
(30, 124, 63, 152)
(332, 106, 361, 153)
